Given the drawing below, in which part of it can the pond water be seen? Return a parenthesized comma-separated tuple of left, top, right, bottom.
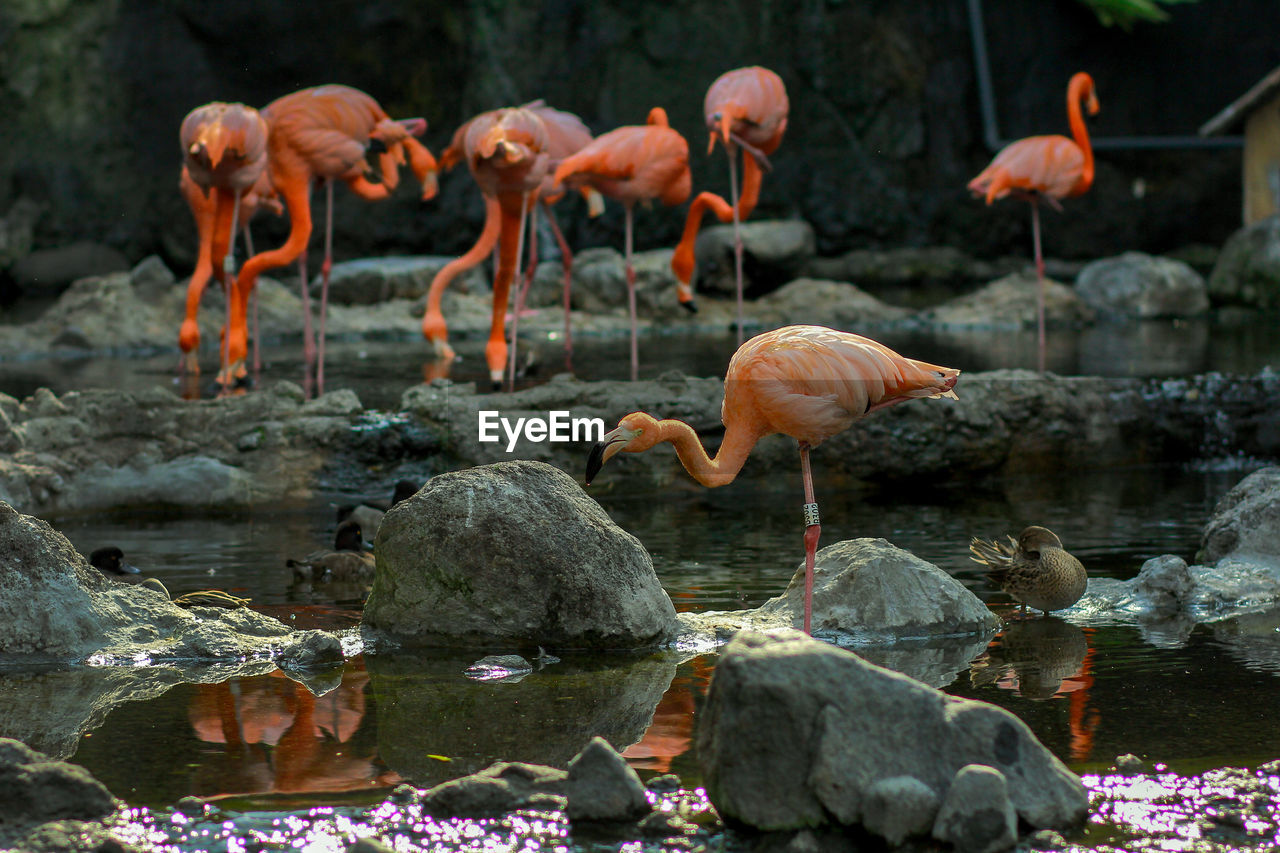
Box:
(2, 317, 1279, 851)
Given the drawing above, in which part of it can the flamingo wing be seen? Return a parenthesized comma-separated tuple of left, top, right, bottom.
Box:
(704, 66, 789, 155)
(725, 325, 959, 446)
(968, 134, 1086, 203)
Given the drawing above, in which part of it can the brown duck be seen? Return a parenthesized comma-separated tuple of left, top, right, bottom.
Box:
(287, 519, 375, 581)
(970, 525, 1087, 615)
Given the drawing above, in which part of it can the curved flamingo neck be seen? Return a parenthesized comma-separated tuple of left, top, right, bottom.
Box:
(1067, 76, 1095, 194)
(654, 417, 761, 488)
(423, 195, 502, 341)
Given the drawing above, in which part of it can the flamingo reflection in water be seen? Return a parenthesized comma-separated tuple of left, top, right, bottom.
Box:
(187, 662, 399, 797)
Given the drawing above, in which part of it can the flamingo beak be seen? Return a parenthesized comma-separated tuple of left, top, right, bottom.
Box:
(196, 124, 231, 170)
(585, 425, 639, 485)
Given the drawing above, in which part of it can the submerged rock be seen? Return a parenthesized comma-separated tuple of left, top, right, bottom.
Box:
(696, 630, 1087, 840)
(363, 460, 680, 650)
(415, 736, 651, 823)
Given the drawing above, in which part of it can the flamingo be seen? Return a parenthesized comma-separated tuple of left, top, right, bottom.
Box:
(226, 84, 439, 391)
(670, 66, 789, 342)
(421, 106, 551, 387)
(514, 100, 601, 368)
(968, 71, 1099, 372)
(552, 107, 692, 381)
(586, 324, 960, 634)
(177, 102, 279, 378)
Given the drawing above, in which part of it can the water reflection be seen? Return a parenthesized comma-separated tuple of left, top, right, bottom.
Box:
(187, 662, 395, 799)
(969, 618, 1098, 761)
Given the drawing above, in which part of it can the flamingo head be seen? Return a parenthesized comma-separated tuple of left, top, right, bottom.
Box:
(585, 413, 660, 484)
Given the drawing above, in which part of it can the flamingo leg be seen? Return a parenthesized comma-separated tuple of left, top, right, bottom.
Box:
(728, 144, 745, 345)
(544, 204, 574, 363)
(221, 191, 243, 387)
(240, 225, 262, 376)
(798, 441, 820, 636)
(506, 191, 530, 392)
(318, 178, 334, 393)
(624, 203, 638, 382)
(1030, 198, 1045, 372)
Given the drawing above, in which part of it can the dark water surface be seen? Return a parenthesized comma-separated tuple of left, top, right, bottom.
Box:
(2, 319, 1279, 851)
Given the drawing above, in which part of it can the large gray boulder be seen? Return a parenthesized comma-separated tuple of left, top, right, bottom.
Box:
(1074, 251, 1209, 319)
(1198, 466, 1280, 565)
(1207, 216, 1280, 309)
(696, 630, 1087, 840)
(689, 219, 817, 298)
(363, 460, 680, 649)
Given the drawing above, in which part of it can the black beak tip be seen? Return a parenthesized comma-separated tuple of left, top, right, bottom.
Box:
(681, 299, 698, 314)
(585, 442, 607, 485)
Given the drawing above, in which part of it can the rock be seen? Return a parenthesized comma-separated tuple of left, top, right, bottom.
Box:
(1207, 216, 1280, 308)
(464, 654, 534, 682)
(754, 278, 911, 328)
(312, 255, 486, 305)
(1131, 554, 1195, 612)
(696, 630, 1087, 834)
(571, 247, 688, 318)
(278, 630, 345, 670)
(129, 254, 176, 302)
(1074, 251, 1209, 318)
(0, 738, 119, 849)
(689, 219, 817, 298)
(562, 736, 651, 821)
(0, 499, 298, 663)
(918, 272, 1095, 328)
(805, 245, 992, 285)
(419, 761, 568, 818)
(1198, 466, 1280, 565)
(754, 539, 1001, 641)
(8, 241, 130, 298)
(931, 764, 1018, 853)
(416, 737, 649, 823)
(1114, 754, 1147, 774)
(364, 460, 680, 649)
(860, 775, 941, 844)
(0, 197, 43, 269)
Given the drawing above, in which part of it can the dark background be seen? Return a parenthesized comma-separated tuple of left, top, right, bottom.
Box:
(0, 0, 1275, 275)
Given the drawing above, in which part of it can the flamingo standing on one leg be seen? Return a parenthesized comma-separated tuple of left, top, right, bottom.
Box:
(514, 100, 601, 368)
(670, 66, 789, 342)
(967, 71, 1099, 372)
(585, 324, 960, 635)
(177, 103, 277, 379)
(421, 107, 550, 387)
(553, 108, 692, 381)
(227, 84, 438, 391)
